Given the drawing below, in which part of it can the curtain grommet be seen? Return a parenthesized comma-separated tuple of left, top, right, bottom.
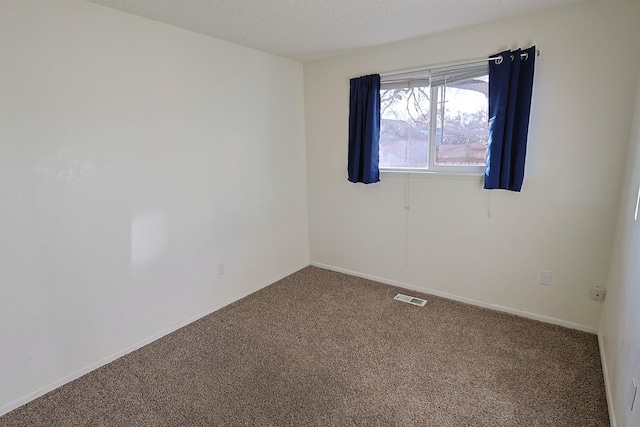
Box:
(495, 56, 503, 65)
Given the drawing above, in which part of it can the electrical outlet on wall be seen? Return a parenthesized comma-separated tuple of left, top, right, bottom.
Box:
(589, 286, 606, 301)
(538, 270, 552, 286)
(217, 262, 225, 276)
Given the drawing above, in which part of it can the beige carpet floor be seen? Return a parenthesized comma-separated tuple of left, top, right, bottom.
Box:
(1, 266, 609, 426)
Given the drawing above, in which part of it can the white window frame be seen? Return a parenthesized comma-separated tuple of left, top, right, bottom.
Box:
(379, 61, 489, 175)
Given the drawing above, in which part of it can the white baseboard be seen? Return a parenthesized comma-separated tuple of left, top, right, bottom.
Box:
(3, 261, 604, 417)
(0, 263, 308, 417)
(598, 331, 617, 427)
(311, 262, 598, 334)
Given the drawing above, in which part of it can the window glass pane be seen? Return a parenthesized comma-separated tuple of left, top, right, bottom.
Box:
(379, 87, 430, 169)
(435, 76, 488, 166)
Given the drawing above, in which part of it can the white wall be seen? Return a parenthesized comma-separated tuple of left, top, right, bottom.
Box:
(600, 70, 640, 427)
(0, 0, 309, 414)
(304, 0, 640, 331)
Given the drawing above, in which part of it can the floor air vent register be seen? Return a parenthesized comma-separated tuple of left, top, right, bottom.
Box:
(393, 294, 427, 307)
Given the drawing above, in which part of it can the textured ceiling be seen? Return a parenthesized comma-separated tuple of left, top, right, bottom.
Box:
(87, 0, 587, 61)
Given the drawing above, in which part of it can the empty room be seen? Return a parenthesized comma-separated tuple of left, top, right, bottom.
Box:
(1, 0, 639, 426)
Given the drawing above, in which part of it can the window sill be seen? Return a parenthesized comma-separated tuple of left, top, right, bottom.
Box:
(380, 169, 484, 181)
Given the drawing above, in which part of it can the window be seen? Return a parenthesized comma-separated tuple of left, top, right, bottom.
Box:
(379, 62, 489, 173)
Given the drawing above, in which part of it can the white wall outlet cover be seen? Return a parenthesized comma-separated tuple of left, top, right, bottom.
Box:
(589, 287, 606, 301)
(539, 270, 552, 285)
